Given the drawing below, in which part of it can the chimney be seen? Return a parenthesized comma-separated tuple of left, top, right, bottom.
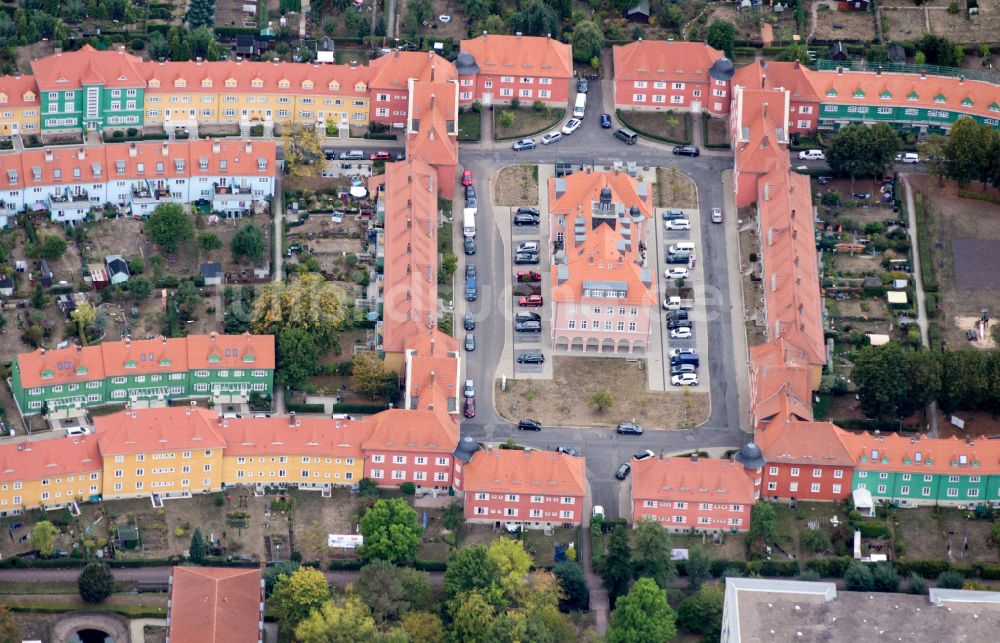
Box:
(44, 149, 53, 162)
(920, 69, 926, 79)
(212, 141, 221, 154)
(245, 142, 252, 154)
(960, 75, 965, 84)
(77, 148, 85, 160)
(691, 453, 698, 463)
(40, 348, 45, 356)
(211, 331, 217, 341)
(876, 66, 882, 76)
(794, 61, 800, 69)
(289, 412, 296, 427)
(763, 102, 768, 121)
(161, 143, 169, 156)
(837, 66, 843, 75)
(118, 45, 125, 54)
(129, 143, 137, 158)
(76, 344, 82, 353)
(761, 73, 766, 90)
(394, 50, 400, 58)
(515, 32, 522, 38)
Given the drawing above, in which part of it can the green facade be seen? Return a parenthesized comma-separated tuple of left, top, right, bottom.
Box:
(40, 84, 145, 132)
(853, 463, 1000, 507)
(817, 100, 1000, 131)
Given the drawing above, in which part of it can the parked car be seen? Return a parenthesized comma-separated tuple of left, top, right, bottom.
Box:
(438, 14, 452, 23)
(463, 379, 475, 398)
(615, 463, 632, 480)
(339, 150, 365, 160)
(670, 327, 693, 339)
(541, 131, 562, 145)
(370, 150, 392, 161)
(671, 373, 699, 387)
(557, 445, 581, 457)
(517, 352, 544, 364)
(515, 311, 541, 323)
(464, 397, 476, 418)
(465, 264, 476, 279)
(662, 209, 686, 220)
(464, 236, 476, 255)
(616, 422, 644, 436)
(512, 138, 537, 151)
(465, 184, 476, 200)
(666, 309, 689, 322)
(664, 267, 689, 280)
(670, 363, 697, 375)
(514, 252, 539, 264)
(395, 151, 406, 161)
(600, 113, 612, 128)
(711, 207, 723, 223)
(853, 192, 872, 200)
(817, 176, 833, 185)
(466, 195, 477, 209)
(519, 294, 543, 307)
(634, 449, 655, 461)
(516, 241, 539, 254)
(517, 270, 542, 282)
(670, 348, 698, 359)
(592, 505, 605, 519)
(798, 149, 825, 160)
(577, 77, 589, 93)
(514, 212, 540, 226)
(464, 312, 476, 330)
(668, 319, 692, 330)
(465, 333, 475, 351)
(515, 320, 542, 333)
(517, 418, 542, 431)
(561, 118, 582, 135)
(666, 252, 691, 264)
(672, 145, 700, 157)
(462, 169, 473, 186)
(897, 152, 920, 163)
(665, 218, 691, 231)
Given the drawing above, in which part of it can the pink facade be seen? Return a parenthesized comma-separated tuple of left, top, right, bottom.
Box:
(614, 76, 732, 115)
(457, 73, 570, 107)
(465, 490, 583, 528)
(370, 89, 411, 128)
(550, 299, 654, 355)
(362, 449, 453, 490)
(457, 34, 573, 107)
(632, 496, 753, 533)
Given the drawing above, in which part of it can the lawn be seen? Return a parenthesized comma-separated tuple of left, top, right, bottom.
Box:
(616, 109, 690, 145)
(704, 117, 730, 148)
(655, 167, 699, 210)
(494, 356, 710, 428)
(894, 507, 1000, 563)
(458, 110, 481, 142)
(493, 106, 565, 141)
(493, 164, 539, 207)
(771, 502, 853, 562)
(522, 525, 579, 567)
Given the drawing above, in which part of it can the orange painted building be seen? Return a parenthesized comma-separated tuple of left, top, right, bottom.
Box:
(405, 79, 459, 199)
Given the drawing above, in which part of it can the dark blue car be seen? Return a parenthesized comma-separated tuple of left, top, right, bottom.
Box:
(600, 113, 612, 129)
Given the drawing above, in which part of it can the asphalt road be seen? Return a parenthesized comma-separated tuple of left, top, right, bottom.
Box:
(457, 83, 743, 517)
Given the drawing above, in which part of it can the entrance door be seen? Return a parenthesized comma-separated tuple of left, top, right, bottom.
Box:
(483, 93, 493, 106)
(691, 101, 702, 113)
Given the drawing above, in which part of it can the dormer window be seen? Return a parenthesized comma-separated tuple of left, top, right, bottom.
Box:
(242, 353, 254, 362)
(208, 353, 221, 362)
(853, 88, 865, 98)
(174, 79, 187, 88)
(52, 169, 61, 181)
(251, 78, 264, 88)
(199, 157, 208, 171)
(92, 163, 102, 178)
(257, 157, 267, 170)
(41, 369, 53, 379)
(156, 162, 164, 174)
(880, 89, 891, 100)
(116, 161, 126, 175)
(23, 91, 35, 102)
(278, 79, 290, 89)
(160, 357, 171, 366)
(6, 169, 17, 185)
(202, 79, 213, 88)
(219, 160, 227, 171)
(962, 97, 973, 107)
(328, 80, 340, 91)
(148, 79, 160, 88)
(225, 78, 237, 88)
(76, 365, 87, 375)
(990, 102, 1000, 113)
(73, 167, 81, 179)
(934, 92, 946, 103)
(908, 91, 919, 101)
(124, 359, 137, 368)
(354, 82, 366, 92)
(175, 159, 185, 172)
(0, 93, 6, 104)
(136, 163, 145, 174)
(302, 80, 313, 89)
(826, 88, 837, 97)
(32, 166, 41, 181)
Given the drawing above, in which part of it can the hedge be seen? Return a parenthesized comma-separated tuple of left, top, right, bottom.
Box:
(856, 520, 891, 539)
(413, 559, 447, 571)
(328, 559, 363, 570)
(286, 401, 326, 413)
(216, 27, 260, 37)
(913, 192, 939, 293)
(363, 133, 398, 140)
(958, 189, 1000, 206)
(7, 603, 166, 618)
(747, 559, 801, 577)
(330, 402, 389, 414)
(804, 556, 852, 578)
(701, 117, 730, 150)
(492, 107, 566, 142)
(895, 559, 951, 578)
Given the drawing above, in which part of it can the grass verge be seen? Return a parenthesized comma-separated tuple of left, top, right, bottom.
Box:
(616, 109, 691, 145)
(493, 106, 566, 141)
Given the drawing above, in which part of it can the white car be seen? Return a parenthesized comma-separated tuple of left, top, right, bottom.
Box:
(592, 505, 605, 520)
(516, 241, 539, 253)
(670, 348, 698, 359)
(541, 131, 563, 145)
(670, 327, 693, 339)
(671, 373, 699, 387)
(798, 149, 825, 160)
(561, 118, 582, 135)
(438, 14, 452, 23)
(711, 207, 723, 223)
(463, 379, 475, 398)
(664, 267, 689, 280)
(665, 218, 691, 231)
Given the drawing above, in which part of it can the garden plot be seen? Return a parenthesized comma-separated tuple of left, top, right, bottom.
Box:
(895, 507, 1000, 563)
(881, 0, 1000, 45)
(812, 2, 876, 41)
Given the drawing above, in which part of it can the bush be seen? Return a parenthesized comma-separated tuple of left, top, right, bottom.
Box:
(78, 562, 115, 603)
(855, 521, 891, 538)
(937, 569, 966, 589)
(906, 573, 927, 594)
(131, 38, 145, 50)
(400, 482, 416, 495)
(897, 559, 950, 578)
(845, 563, 874, 591)
(533, 101, 544, 112)
(802, 530, 831, 553)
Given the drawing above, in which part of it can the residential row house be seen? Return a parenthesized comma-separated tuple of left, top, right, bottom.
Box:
(456, 33, 573, 108)
(548, 171, 657, 356)
(0, 75, 39, 136)
(11, 333, 275, 416)
(0, 139, 276, 224)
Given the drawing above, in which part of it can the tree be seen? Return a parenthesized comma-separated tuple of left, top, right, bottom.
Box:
(487, 537, 533, 588)
(149, 30, 170, 60)
(353, 561, 432, 624)
(461, 0, 491, 21)
(270, 567, 333, 637)
(401, 611, 444, 643)
(198, 232, 222, 252)
(852, 342, 932, 419)
(685, 547, 712, 590)
(916, 33, 959, 66)
(359, 498, 422, 564)
(447, 590, 508, 643)
(294, 596, 379, 643)
(263, 560, 300, 597)
(188, 527, 206, 562)
(919, 133, 949, 185)
(601, 524, 633, 605)
(606, 577, 677, 643)
(776, 43, 810, 64)
(589, 389, 614, 412)
(937, 569, 966, 589)
(230, 224, 266, 264)
(553, 562, 589, 611)
(942, 117, 991, 187)
(352, 351, 396, 400)
(0, 605, 19, 643)
(71, 302, 97, 344)
(827, 123, 901, 182)
(498, 109, 516, 129)
(77, 562, 115, 603)
(677, 583, 724, 640)
(476, 14, 508, 34)
(510, 0, 559, 37)
(632, 520, 676, 589)
(802, 529, 831, 553)
(906, 573, 928, 594)
(845, 563, 874, 591)
(128, 276, 152, 301)
(872, 563, 900, 592)
(30, 285, 47, 310)
(188, 25, 221, 60)
(282, 125, 323, 180)
(30, 520, 57, 557)
(706, 20, 736, 58)
(174, 279, 200, 321)
(746, 502, 780, 556)
(444, 544, 501, 600)
(252, 273, 347, 352)
(146, 203, 193, 253)
(277, 328, 320, 390)
(570, 21, 604, 63)
(39, 235, 67, 260)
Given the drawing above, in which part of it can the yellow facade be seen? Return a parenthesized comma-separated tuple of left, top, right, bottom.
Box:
(221, 452, 363, 488)
(0, 93, 40, 135)
(0, 471, 102, 513)
(143, 92, 369, 128)
(101, 448, 224, 501)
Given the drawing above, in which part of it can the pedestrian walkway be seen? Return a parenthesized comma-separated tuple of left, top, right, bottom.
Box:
(129, 618, 167, 643)
(581, 484, 610, 635)
(721, 170, 752, 433)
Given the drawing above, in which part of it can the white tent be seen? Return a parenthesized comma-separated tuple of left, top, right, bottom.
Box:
(853, 487, 875, 517)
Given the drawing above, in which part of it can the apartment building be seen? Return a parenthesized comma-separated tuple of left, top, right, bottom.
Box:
(11, 333, 275, 416)
(460, 448, 586, 529)
(631, 455, 758, 533)
(405, 79, 459, 199)
(402, 327, 461, 415)
(549, 171, 656, 355)
(362, 408, 459, 491)
(732, 61, 822, 136)
(755, 420, 854, 502)
(457, 33, 573, 107)
(0, 435, 103, 515)
(0, 75, 40, 135)
(613, 40, 735, 116)
(368, 50, 456, 129)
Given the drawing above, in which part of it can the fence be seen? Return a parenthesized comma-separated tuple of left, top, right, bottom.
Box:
(815, 60, 1000, 84)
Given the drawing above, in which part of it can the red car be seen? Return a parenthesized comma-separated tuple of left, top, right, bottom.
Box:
(462, 170, 473, 186)
(370, 151, 392, 161)
(518, 294, 543, 307)
(463, 397, 476, 418)
(516, 270, 542, 283)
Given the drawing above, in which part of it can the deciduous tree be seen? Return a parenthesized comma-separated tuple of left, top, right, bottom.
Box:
(282, 125, 323, 180)
(71, 302, 97, 344)
(277, 328, 320, 390)
(128, 276, 152, 301)
(198, 232, 222, 252)
(231, 224, 266, 264)
(78, 562, 115, 603)
(352, 560, 432, 624)
(444, 544, 501, 600)
(252, 273, 347, 352)
(606, 577, 677, 643)
(677, 583, 724, 640)
(746, 502, 780, 557)
(553, 562, 589, 611)
(269, 567, 333, 637)
(39, 235, 67, 260)
(359, 498, 422, 564)
(942, 117, 991, 186)
(570, 21, 604, 63)
(600, 524, 633, 605)
(351, 351, 396, 400)
(685, 547, 712, 590)
(400, 611, 444, 643)
(294, 596, 379, 643)
(0, 605, 19, 643)
(146, 203, 194, 253)
(509, 0, 560, 37)
(706, 20, 736, 58)
(29, 520, 57, 557)
(632, 520, 676, 589)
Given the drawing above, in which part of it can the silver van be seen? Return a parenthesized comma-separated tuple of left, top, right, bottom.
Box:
(613, 128, 638, 145)
(339, 150, 365, 160)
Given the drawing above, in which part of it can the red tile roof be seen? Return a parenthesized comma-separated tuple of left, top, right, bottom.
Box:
(0, 75, 39, 109)
(406, 80, 459, 170)
(185, 332, 275, 370)
(460, 34, 573, 79)
(733, 60, 820, 103)
(0, 435, 102, 484)
(749, 339, 815, 426)
(140, 60, 370, 96)
(463, 448, 586, 497)
(379, 159, 440, 353)
(837, 431, 1000, 475)
(368, 50, 456, 91)
(31, 45, 146, 91)
(613, 40, 725, 84)
(168, 566, 263, 643)
(756, 420, 855, 468)
(219, 415, 365, 458)
(94, 407, 226, 456)
(360, 408, 459, 455)
(631, 456, 756, 504)
(404, 328, 460, 413)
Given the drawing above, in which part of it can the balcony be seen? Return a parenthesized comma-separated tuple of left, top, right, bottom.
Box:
(48, 190, 90, 208)
(130, 182, 170, 204)
(213, 183, 253, 196)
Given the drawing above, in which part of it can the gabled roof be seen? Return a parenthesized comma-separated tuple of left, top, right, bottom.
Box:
(17, 344, 107, 388)
(732, 60, 820, 103)
(406, 79, 459, 169)
(0, 75, 39, 108)
(361, 408, 459, 455)
(837, 431, 1000, 475)
(404, 328, 460, 413)
(749, 340, 815, 425)
(756, 420, 854, 468)
(168, 566, 263, 643)
(219, 415, 365, 458)
(140, 59, 370, 96)
(31, 45, 146, 91)
(100, 337, 187, 377)
(613, 40, 725, 84)
(0, 435, 102, 483)
(631, 456, 756, 504)
(459, 34, 573, 79)
(94, 406, 227, 455)
(379, 159, 439, 352)
(464, 448, 586, 497)
(185, 332, 275, 370)
(368, 50, 455, 91)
